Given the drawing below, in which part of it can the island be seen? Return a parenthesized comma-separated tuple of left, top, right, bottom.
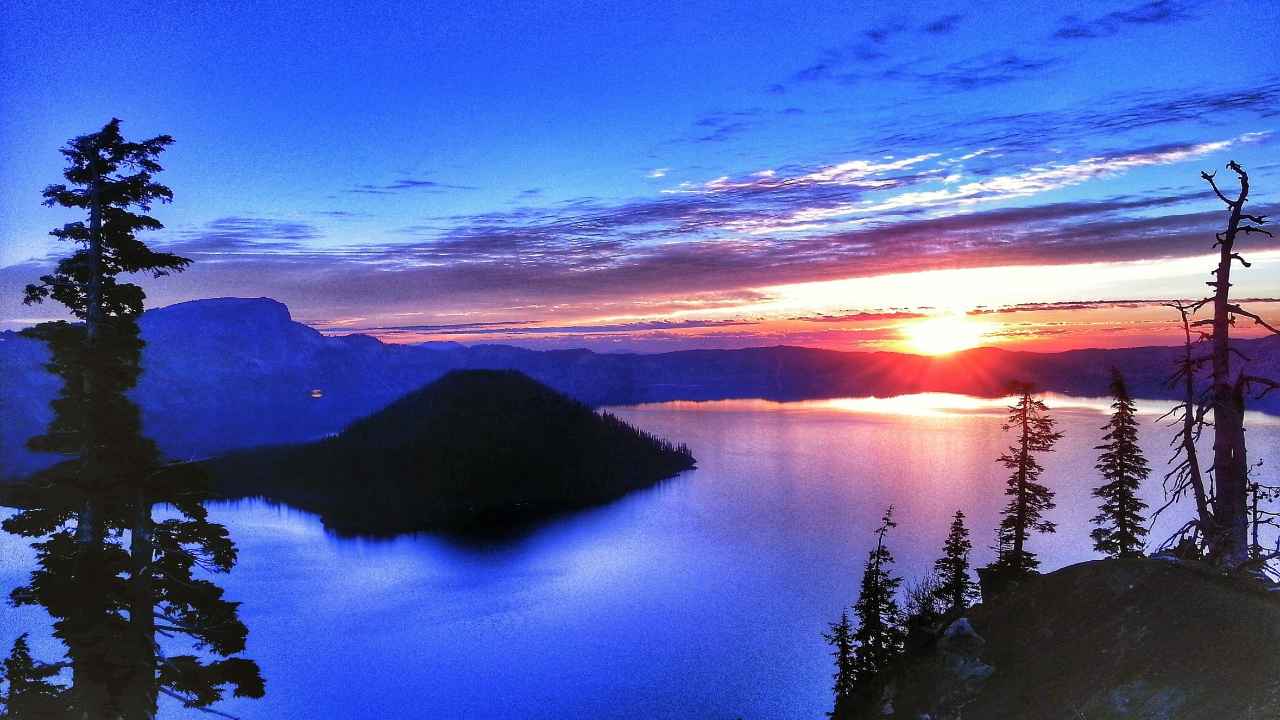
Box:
(206, 369, 696, 535)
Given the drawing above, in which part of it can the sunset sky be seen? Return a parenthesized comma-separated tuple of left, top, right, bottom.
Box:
(2, 0, 1279, 353)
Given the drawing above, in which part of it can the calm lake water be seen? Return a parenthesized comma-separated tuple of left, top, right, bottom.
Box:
(5, 393, 1280, 719)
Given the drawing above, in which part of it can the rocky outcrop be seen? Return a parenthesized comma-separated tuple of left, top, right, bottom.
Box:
(849, 558, 1280, 720)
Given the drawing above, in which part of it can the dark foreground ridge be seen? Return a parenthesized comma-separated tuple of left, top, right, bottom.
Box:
(205, 369, 695, 535)
(846, 558, 1280, 719)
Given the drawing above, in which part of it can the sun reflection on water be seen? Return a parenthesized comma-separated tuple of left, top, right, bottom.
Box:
(619, 393, 1280, 422)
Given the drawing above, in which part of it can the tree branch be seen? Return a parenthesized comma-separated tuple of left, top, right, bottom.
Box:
(1226, 304, 1280, 335)
(158, 688, 242, 719)
(1241, 375, 1280, 399)
(1202, 170, 1238, 207)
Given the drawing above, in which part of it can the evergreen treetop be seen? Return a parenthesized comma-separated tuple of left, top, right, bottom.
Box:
(851, 507, 905, 681)
(933, 510, 978, 610)
(1091, 368, 1150, 558)
(991, 382, 1063, 575)
(23, 118, 190, 331)
(0, 634, 64, 719)
(823, 609, 856, 715)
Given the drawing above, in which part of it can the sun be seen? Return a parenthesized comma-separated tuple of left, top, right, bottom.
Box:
(904, 314, 987, 355)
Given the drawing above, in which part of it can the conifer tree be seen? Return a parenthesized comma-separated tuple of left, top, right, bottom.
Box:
(23, 118, 190, 337)
(990, 382, 1063, 575)
(822, 609, 856, 714)
(5, 119, 262, 719)
(1091, 368, 1150, 558)
(851, 507, 905, 681)
(932, 510, 977, 610)
(0, 634, 65, 719)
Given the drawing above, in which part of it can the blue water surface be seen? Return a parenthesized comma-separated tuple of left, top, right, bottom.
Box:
(5, 394, 1279, 719)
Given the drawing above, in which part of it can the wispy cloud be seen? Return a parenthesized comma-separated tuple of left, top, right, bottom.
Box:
(689, 66, 1279, 174)
(773, 1, 1193, 97)
(967, 297, 1280, 315)
(166, 217, 321, 256)
(921, 14, 963, 35)
(1055, 0, 1193, 39)
(147, 136, 1272, 314)
(345, 177, 477, 195)
(796, 311, 926, 323)
(782, 38, 1061, 93)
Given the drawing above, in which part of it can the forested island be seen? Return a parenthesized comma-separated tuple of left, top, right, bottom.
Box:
(205, 369, 696, 535)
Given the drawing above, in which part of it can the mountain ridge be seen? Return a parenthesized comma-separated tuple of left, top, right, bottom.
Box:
(3, 296, 1278, 479)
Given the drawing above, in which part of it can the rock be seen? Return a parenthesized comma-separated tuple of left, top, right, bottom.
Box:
(873, 559, 1280, 719)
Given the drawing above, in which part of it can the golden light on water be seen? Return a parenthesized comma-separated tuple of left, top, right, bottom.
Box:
(904, 314, 987, 355)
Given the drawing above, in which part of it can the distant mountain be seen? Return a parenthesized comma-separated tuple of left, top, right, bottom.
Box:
(205, 369, 696, 535)
(4, 296, 1279, 479)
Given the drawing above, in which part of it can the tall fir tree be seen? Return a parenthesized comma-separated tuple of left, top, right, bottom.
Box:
(5, 119, 262, 719)
(23, 118, 189, 335)
(932, 510, 977, 610)
(1091, 368, 1150, 558)
(851, 507, 905, 681)
(0, 635, 65, 720)
(990, 382, 1063, 575)
(822, 609, 856, 716)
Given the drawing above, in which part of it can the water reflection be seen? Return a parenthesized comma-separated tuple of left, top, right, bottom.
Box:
(8, 389, 1280, 719)
(1, 318, 260, 719)
(632, 392, 1280, 421)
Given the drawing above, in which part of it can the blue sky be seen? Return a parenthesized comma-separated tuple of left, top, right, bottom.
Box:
(2, 0, 1278, 351)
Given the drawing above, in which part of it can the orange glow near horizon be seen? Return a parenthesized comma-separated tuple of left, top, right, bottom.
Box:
(903, 315, 988, 355)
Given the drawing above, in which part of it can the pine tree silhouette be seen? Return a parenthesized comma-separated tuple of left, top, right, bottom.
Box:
(933, 510, 978, 610)
(990, 382, 1063, 575)
(822, 609, 856, 716)
(851, 507, 905, 681)
(4, 120, 262, 719)
(0, 634, 65, 719)
(1091, 368, 1150, 558)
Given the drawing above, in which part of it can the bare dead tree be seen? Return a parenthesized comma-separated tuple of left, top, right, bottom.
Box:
(1153, 301, 1214, 551)
(1185, 161, 1279, 567)
(1247, 463, 1280, 565)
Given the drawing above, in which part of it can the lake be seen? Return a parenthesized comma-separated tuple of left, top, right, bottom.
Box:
(4, 393, 1280, 719)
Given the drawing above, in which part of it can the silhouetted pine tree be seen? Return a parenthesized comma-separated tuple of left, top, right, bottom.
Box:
(5, 119, 262, 719)
(851, 507, 905, 681)
(990, 382, 1063, 575)
(822, 609, 856, 716)
(932, 510, 977, 610)
(0, 635, 65, 719)
(23, 118, 189, 339)
(1091, 368, 1150, 558)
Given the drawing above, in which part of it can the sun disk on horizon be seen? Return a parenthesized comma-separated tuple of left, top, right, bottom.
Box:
(905, 314, 987, 355)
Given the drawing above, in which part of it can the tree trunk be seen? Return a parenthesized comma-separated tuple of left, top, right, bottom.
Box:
(124, 491, 158, 719)
(86, 161, 103, 345)
(1178, 310, 1212, 531)
(1012, 395, 1030, 570)
(1207, 172, 1250, 567)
